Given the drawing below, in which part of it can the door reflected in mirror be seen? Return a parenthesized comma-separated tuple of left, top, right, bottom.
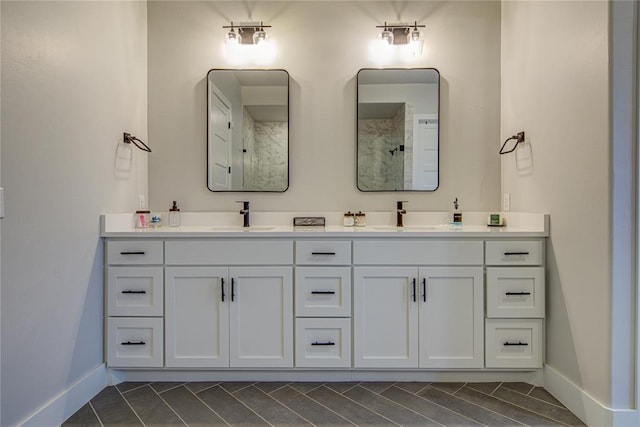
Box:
(207, 69, 289, 192)
(357, 68, 440, 191)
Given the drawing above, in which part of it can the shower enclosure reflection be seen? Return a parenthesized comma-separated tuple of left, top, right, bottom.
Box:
(357, 68, 440, 191)
(207, 69, 289, 192)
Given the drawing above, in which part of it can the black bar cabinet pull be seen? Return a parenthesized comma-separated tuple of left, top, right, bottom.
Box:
(311, 252, 336, 256)
(422, 278, 426, 302)
(231, 278, 235, 301)
(504, 252, 530, 256)
(311, 291, 336, 295)
(311, 341, 336, 346)
(221, 278, 225, 302)
(412, 278, 417, 302)
(122, 290, 146, 294)
(120, 251, 145, 255)
(121, 341, 146, 346)
(506, 291, 531, 296)
(503, 341, 529, 346)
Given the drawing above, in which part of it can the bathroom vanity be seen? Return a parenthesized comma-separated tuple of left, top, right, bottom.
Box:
(102, 212, 547, 382)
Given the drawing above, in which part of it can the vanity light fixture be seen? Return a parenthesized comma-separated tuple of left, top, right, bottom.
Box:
(222, 21, 276, 65)
(376, 21, 425, 52)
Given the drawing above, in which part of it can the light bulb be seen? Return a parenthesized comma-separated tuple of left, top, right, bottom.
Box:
(253, 28, 268, 45)
(379, 28, 394, 45)
(409, 27, 423, 56)
(225, 29, 241, 46)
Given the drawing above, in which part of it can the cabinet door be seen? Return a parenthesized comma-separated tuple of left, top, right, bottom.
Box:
(419, 267, 484, 368)
(353, 267, 418, 368)
(165, 267, 229, 367)
(229, 267, 293, 367)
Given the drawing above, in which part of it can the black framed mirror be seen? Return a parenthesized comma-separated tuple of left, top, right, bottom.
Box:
(207, 69, 289, 192)
(357, 68, 440, 191)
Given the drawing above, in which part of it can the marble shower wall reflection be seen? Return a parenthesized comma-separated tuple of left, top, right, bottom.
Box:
(242, 108, 287, 191)
(358, 104, 410, 191)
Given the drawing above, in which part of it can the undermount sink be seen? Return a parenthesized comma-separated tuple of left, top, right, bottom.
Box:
(209, 226, 276, 232)
(372, 225, 443, 231)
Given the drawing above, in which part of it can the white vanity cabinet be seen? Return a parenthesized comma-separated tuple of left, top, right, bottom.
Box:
(485, 240, 545, 368)
(105, 240, 164, 368)
(353, 241, 485, 369)
(164, 240, 294, 368)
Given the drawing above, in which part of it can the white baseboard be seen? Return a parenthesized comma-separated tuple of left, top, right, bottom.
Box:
(18, 364, 107, 427)
(544, 364, 638, 427)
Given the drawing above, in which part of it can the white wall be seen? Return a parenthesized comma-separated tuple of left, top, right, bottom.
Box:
(148, 1, 501, 213)
(0, 2, 147, 425)
(501, 0, 614, 408)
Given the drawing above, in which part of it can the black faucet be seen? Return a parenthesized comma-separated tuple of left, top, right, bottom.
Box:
(396, 201, 407, 227)
(236, 201, 250, 227)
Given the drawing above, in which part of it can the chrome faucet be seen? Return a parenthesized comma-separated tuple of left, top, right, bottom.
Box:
(236, 201, 250, 227)
(396, 201, 407, 227)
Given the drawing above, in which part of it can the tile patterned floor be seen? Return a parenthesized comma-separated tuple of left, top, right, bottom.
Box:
(63, 381, 585, 426)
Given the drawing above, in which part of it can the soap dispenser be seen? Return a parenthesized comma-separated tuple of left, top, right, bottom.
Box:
(168, 201, 181, 227)
(451, 197, 463, 229)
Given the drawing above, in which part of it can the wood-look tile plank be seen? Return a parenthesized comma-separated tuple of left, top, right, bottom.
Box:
(344, 385, 440, 426)
(465, 382, 501, 395)
(185, 382, 220, 394)
(381, 385, 481, 426)
(529, 387, 566, 407)
(122, 385, 185, 426)
(358, 382, 395, 394)
(254, 382, 290, 394)
(271, 386, 355, 427)
(160, 385, 227, 426)
(324, 382, 360, 394)
(307, 386, 395, 426)
(219, 382, 255, 393)
(198, 385, 269, 426)
(393, 382, 430, 393)
(115, 382, 149, 394)
(234, 385, 313, 426)
(150, 382, 185, 394)
(454, 386, 564, 426)
(492, 385, 586, 426)
(90, 386, 142, 425)
(501, 382, 536, 395)
(417, 385, 526, 426)
(62, 403, 101, 426)
(430, 382, 466, 395)
(289, 382, 325, 394)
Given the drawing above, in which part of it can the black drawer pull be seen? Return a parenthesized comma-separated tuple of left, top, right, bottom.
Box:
(503, 341, 529, 346)
(311, 291, 336, 295)
(504, 252, 530, 256)
(231, 278, 235, 302)
(311, 252, 336, 256)
(311, 341, 336, 346)
(422, 278, 426, 302)
(412, 278, 417, 302)
(505, 291, 531, 296)
(221, 278, 225, 302)
(121, 341, 146, 346)
(121, 290, 146, 294)
(120, 251, 146, 255)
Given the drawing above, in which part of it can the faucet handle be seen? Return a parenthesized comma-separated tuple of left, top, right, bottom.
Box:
(235, 200, 250, 209)
(397, 200, 408, 208)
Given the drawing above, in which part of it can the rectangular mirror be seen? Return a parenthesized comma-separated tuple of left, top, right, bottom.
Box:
(207, 69, 289, 192)
(357, 68, 440, 191)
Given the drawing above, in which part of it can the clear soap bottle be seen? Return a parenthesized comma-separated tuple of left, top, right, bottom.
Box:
(168, 201, 181, 227)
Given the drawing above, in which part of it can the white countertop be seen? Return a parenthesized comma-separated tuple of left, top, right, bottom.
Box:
(101, 212, 549, 238)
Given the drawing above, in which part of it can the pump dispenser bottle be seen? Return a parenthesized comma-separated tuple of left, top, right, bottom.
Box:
(451, 197, 463, 229)
(168, 201, 181, 227)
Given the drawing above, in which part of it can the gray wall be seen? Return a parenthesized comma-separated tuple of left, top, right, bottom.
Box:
(0, 2, 148, 424)
(148, 1, 501, 212)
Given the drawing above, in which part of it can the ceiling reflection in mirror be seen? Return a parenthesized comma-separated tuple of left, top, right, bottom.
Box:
(357, 68, 440, 191)
(207, 69, 289, 192)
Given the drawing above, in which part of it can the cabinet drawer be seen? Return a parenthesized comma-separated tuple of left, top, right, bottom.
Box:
(295, 318, 351, 368)
(107, 317, 163, 367)
(353, 240, 483, 265)
(106, 240, 164, 265)
(295, 241, 351, 265)
(107, 267, 164, 317)
(295, 267, 351, 317)
(165, 240, 293, 265)
(485, 319, 543, 368)
(487, 268, 545, 318)
(485, 241, 543, 266)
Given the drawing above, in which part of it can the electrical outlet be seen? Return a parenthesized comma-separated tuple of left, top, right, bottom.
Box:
(503, 193, 511, 212)
(138, 195, 146, 210)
